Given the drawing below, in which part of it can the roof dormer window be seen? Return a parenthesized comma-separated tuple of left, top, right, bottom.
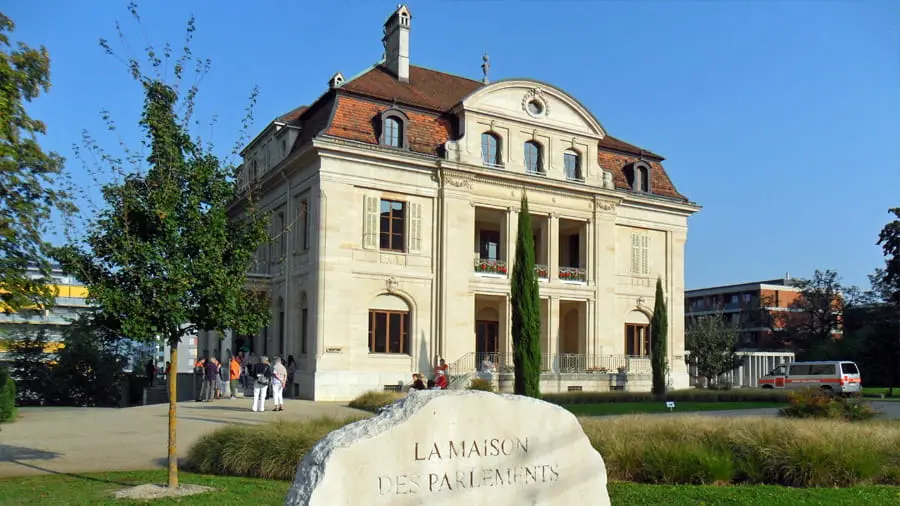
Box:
(625, 161, 652, 193)
(378, 109, 409, 149)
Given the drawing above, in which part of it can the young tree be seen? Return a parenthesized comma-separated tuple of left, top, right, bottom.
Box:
(777, 269, 845, 358)
(685, 312, 743, 388)
(650, 277, 668, 395)
(53, 10, 269, 488)
(0, 13, 76, 312)
(510, 193, 541, 398)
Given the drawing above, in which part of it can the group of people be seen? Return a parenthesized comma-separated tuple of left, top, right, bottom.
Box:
(144, 359, 170, 388)
(194, 351, 297, 412)
(408, 359, 450, 392)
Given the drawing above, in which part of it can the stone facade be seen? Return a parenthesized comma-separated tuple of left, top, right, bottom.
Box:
(210, 5, 699, 400)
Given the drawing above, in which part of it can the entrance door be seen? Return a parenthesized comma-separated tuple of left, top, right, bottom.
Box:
(475, 320, 499, 365)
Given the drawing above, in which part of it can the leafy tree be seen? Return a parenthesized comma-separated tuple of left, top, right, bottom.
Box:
(510, 193, 541, 398)
(53, 8, 268, 488)
(650, 277, 668, 395)
(2, 327, 52, 404)
(0, 13, 76, 312)
(776, 269, 845, 358)
(0, 365, 15, 423)
(685, 311, 743, 388)
(869, 208, 900, 394)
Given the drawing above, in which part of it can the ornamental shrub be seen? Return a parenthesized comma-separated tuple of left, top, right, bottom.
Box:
(467, 378, 494, 392)
(0, 367, 16, 423)
(347, 390, 404, 413)
(779, 387, 877, 421)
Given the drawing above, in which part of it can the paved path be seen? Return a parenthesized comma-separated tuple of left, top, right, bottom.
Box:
(0, 398, 367, 478)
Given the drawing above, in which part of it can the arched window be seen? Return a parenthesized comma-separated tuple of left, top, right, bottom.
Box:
(625, 162, 652, 193)
(638, 165, 650, 192)
(524, 141, 543, 174)
(368, 294, 411, 355)
(384, 117, 401, 147)
(379, 109, 409, 149)
(564, 149, 582, 181)
(625, 310, 651, 357)
(299, 292, 309, 355)
(481, 132, 501, 167)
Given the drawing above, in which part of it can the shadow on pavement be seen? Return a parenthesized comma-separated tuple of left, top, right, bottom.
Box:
(0, 445, 132, 486)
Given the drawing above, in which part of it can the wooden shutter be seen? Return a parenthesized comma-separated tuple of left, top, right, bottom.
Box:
(407, 201, 422, 253)
(640, 234, 650, 275)
(363, 196, 379, 249)
(630, 233, 640, 274)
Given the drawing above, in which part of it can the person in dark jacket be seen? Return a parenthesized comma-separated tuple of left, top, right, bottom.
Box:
(203, 358, 219, 402)
(251, 356, 272, 412)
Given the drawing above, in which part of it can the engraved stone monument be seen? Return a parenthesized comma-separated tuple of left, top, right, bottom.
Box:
(285, 390, 610, 506)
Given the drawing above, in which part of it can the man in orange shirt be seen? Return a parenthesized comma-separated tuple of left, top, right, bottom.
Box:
(229, 356, 241, 399)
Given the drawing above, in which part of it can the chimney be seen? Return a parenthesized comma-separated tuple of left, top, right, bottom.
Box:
(382, 5, 411, 83)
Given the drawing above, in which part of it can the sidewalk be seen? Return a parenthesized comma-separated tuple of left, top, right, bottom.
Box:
(0, 398, 367, 478)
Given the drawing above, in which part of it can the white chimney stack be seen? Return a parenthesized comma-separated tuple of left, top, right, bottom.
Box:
(382, 5, 411, 83)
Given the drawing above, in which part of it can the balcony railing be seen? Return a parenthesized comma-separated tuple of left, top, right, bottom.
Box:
(449, 352, 637, 376)
(474, 258, 507, 275)
(534, 264, 549, 279)
(559, 266, 586, 282)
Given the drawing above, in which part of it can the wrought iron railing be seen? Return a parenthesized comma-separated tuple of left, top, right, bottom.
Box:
(559, 266, 586, 282)
(474, 258, 508, 275)
(448, 352, 633, 375)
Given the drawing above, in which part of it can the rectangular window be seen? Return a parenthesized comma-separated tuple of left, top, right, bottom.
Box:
(379, 199, 406, 252)
(300, 199, 310, 251)
(630, 232, 649, 275)
(300, 308, 308, 354)
(788, 364, 811, 376)
(278, 211, 286, 260)
(840, 362, 859, 375)
(568, 234, 580, 268)
(564, 152, 580, 180)
(368, 310, 410, 354)
(480, 230, 501, 260)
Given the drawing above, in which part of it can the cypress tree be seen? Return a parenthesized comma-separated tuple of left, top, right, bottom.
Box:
(651, 277, 669, 395)
(511, 193, 541, 397)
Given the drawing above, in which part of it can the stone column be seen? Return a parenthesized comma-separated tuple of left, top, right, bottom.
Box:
(549, 296, 560, 371)
(506, 207, 517, 272)
(585, 219, 593, 283)
(549, 214, 559, 281)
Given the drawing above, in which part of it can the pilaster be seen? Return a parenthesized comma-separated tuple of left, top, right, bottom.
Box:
(549, 213, 559, 281)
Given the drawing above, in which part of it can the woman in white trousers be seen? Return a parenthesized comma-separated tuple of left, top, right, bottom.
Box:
(251, 356, 271, 412)
(271, 357, 288, 412)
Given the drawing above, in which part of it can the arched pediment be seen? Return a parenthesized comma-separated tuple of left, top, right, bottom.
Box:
(457, 79, 606, 138)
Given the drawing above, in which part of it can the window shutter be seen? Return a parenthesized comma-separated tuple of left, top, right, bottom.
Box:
(363, 196, 379, 249)
(640, 234, 650, 275)
(630, 233, 640, 274)
(407, 201, 422, 253)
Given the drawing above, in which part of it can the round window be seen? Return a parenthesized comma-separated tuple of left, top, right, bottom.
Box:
(527, 100, 544, 116)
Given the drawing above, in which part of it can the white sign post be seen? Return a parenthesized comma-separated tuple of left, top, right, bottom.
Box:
(665, 401, 676, 412)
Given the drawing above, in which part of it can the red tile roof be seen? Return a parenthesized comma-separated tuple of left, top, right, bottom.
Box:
(340, 65, 483, 112)
(279, 64, 687, 201)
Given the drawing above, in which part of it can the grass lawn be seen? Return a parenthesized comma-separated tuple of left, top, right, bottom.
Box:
(1, 471, 899, 505)
(563, 401, 784, 416)
(863, 387, 900, 399)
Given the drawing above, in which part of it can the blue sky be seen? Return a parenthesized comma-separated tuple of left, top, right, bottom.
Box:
(6, 1, 900, 290)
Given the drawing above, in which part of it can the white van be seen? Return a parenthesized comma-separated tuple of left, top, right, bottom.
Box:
(759, 361, 862, 395)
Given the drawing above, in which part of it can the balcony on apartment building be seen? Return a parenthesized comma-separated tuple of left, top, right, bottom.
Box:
(473, 207, 587, 284)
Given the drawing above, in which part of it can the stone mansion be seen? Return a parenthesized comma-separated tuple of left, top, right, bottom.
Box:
(210, 5, 700, 400)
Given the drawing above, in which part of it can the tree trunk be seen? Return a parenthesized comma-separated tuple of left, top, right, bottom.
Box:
(167, 342, 179, 488)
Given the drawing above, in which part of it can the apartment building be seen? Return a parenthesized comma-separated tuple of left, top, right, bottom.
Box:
(685, 275, 828, 349)
(0, 267, 90, 362)
(213, 5, 700, 400)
